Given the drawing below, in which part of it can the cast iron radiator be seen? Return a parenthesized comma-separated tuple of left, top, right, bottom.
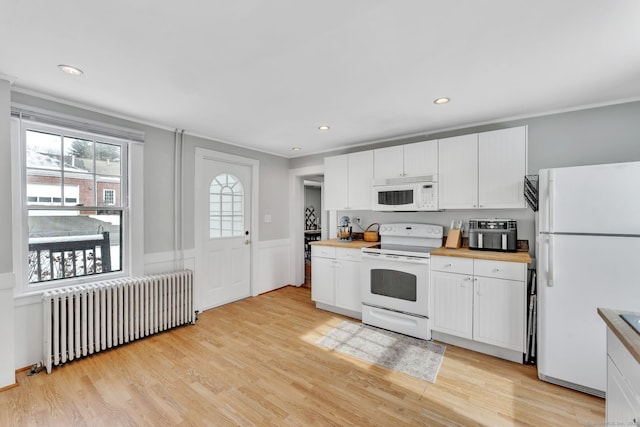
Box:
(42, 270, 194, 374)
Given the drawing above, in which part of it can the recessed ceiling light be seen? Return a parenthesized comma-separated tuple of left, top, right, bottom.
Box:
(433, 97, 450, 105)
(292, 147, 302, 151)
(318, 125, 331, 131)
(58, 64, 84, 76)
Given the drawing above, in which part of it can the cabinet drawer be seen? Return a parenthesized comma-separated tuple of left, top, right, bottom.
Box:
(311, 245, 336, 259)
(336, 248, 362, 262)
(474, 259, 525, 281)
(608, 330, 640, 398)
(431, 256, 474, 274)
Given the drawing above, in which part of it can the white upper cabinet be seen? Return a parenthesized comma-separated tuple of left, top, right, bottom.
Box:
(373, 145, 404, 181)
(439, 126, 527, 209)
(324, 150, 374, 211)
(374, 140, 438, 182)
(438, 134, 478, 209)
(478, 126, 527, 208)
(324, 154, 348, 211)
(404, 140, 438, 177)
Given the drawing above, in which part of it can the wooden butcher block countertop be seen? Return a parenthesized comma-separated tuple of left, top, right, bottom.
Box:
(311, 239, 532, 263)
(430, 247, 532, 264)
(309, 239, 377, 249)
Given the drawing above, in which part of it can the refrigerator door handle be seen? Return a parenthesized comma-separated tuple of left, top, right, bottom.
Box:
(547, 234, 554, 287)
(548, 169, 555, 233)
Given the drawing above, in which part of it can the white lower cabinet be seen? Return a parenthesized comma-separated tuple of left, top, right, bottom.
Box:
(311, 255, 335, 305)
(431, 271, 473, 339)
(311, 246, 362, 317)
(431, 255, 527, 361)
(473, 275, 525, 352)
(606, 329, 640, 425)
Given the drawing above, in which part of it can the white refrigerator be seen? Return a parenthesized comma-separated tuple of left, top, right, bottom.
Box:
(537, 161, 640, 397)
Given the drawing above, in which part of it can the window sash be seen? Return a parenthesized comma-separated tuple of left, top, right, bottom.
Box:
(16, 116, 131, 289)
(22, 120, 129, 209)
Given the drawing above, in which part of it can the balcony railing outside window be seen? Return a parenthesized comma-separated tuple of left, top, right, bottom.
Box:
(28, 232, 112, 283)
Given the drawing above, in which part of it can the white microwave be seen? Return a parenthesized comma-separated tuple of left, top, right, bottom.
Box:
(371, 176, 439, 211)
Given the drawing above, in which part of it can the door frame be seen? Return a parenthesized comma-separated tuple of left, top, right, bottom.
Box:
(289, 164, 325, 286)
(194, 147, 260, 311)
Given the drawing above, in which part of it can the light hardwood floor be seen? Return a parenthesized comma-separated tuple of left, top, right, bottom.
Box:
(1, 286, 604, 426)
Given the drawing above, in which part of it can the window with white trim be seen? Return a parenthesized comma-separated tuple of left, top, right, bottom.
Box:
(209, 173, 244, 238)
(103, 189, 115, 205)
(15, 117, 130, 287)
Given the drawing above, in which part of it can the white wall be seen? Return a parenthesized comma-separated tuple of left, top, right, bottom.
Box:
(290, 100, 640, 258)
(305, 186, 322, 228)
(0, 79, 16, 388)
(10, 92, 294, 369)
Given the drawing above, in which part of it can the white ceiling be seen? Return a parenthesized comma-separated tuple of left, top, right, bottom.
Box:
(2, 1, 640, 158)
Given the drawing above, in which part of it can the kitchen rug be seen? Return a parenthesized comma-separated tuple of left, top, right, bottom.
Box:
(315, 320, 446, 383)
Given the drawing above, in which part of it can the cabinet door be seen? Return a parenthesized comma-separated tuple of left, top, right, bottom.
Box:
(478, 126, 527, 209)
(430, 271, 473, 339)
(473, 276, 525, 352)
(374, 145, 404, 181)
(311, 256, 335, 305)
(606, 357, 640, 425)
(347, 150, 374, 210)
(404, 140, 438, 177)
(334, 259, 361, 312)
(324, 155, 348, 211)
(438, 134, 478, 209)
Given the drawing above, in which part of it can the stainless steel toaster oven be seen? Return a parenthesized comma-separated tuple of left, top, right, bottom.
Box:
(468, 219, 517, 252)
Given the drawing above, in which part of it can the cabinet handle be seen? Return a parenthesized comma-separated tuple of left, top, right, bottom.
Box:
(494, 268, 500, 272)
(445, 263, 452, 267)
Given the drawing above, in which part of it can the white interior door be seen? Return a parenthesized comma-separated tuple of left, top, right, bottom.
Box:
(200, 159, 252, 309)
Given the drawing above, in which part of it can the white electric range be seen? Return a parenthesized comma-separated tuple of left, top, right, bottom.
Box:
(361, 223, 443, 339)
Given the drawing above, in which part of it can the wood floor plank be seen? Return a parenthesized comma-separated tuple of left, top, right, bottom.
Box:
(2, 286, 604, 426)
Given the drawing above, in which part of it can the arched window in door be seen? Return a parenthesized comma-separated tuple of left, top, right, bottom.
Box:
(209, 173, 244, 238)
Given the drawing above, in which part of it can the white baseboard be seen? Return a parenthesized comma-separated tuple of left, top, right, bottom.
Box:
(431, 331, 524, 364)
(316, 302, 362, 320)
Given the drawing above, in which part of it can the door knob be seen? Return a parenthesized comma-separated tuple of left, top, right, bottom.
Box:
(244, 240, 251, 245)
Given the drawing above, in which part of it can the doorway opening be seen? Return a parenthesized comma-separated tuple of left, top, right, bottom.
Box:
(303, 178, 323, 287)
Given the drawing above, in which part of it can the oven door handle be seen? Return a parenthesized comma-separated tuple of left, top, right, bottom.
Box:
(362, 253, 429, 264)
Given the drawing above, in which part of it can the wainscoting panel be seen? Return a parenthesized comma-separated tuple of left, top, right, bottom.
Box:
(255, 239, 293, 295)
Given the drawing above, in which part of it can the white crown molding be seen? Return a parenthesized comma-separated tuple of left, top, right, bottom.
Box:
(11, 86, 289, 159)
(289, 96, 640, 159)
